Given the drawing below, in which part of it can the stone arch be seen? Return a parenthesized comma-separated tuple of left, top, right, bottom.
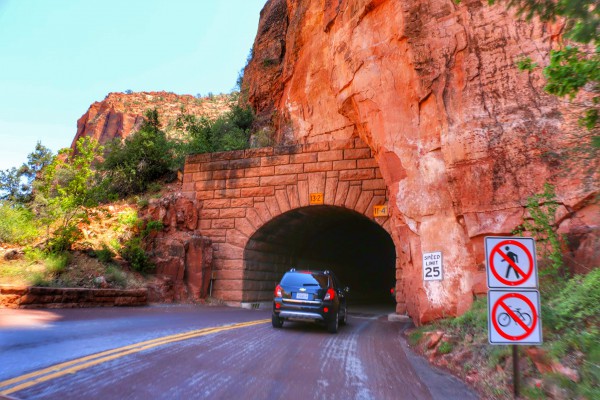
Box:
(182, 137, 394, 305)
(241, 205, 395, 304)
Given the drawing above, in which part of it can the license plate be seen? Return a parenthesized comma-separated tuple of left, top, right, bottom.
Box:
(295, 292, 309, 300)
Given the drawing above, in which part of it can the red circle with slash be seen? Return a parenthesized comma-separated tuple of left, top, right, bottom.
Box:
(491, 292, 538, 341)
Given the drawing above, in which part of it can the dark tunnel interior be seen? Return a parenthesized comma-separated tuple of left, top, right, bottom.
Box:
(243, 206, 396, 305)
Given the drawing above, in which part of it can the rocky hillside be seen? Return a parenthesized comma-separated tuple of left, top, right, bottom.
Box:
(242, 0, 599, 320)
(71, 91, 234, 147)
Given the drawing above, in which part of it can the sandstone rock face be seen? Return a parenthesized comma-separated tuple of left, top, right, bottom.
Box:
(244, 0, 599, 321)
(143, 194, 213, 302)
(71, 91, 233, 148)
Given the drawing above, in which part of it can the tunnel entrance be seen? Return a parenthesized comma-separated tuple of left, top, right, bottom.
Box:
(243, 206, 396, 306)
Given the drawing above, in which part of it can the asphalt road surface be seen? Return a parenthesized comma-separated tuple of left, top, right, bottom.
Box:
(0, 305, 479, 400)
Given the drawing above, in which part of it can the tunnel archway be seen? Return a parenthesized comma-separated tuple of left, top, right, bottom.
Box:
(243, 205, 396, 305)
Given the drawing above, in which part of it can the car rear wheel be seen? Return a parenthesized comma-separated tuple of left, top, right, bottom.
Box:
(272, 313, 284, 328)
(327, 311, 339, 333)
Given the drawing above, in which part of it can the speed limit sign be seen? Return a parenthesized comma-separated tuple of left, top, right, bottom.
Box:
(423, 251, 443, 281)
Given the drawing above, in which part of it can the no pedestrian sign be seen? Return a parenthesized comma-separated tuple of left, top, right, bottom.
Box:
(485, 237, 538, 289)
(488, 290, 542, 345)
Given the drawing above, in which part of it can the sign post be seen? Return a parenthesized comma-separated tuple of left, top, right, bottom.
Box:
(485, 236, 542, 399)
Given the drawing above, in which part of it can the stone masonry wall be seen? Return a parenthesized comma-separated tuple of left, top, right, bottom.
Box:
(182, 137, 390, 304)
(0, 286, 148, 309)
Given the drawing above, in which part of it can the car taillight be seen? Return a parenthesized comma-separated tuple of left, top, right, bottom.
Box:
(274, 284, 282, 297)
(324, 288, 335, 301)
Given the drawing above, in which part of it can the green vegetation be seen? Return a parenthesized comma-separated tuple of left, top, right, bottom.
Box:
(93, 244, 114, 263)
(33, 137, 103, 252)
(499, 0, 600, 132)
(514, 184, 566, 277)
(437, 341, 454, 355)
(262, 58, 277, 67)
(411, 181, 599, 398)
(114, 211, 163, 273)
(0, 248, 68, 287)
(100, 109, 175, 197)
(412, 270, 599, 399)
(0, 142, 53, 204)
(0, 203, 40, 245)
(0, 100, 255, 272)
(174, 103, 254, 158)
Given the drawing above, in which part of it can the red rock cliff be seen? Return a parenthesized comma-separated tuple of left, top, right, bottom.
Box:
(243, 0, 599, 321)
(71, 91, 233, 147)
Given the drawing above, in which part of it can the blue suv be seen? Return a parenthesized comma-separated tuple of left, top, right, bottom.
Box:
(272, 269, 349, 333)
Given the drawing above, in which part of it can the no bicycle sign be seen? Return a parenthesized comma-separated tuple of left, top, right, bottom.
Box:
(488, 290, 542, 345)
(485, 237, 538, 289)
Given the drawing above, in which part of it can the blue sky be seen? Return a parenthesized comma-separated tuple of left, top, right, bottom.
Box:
(0, 0, 266, 170)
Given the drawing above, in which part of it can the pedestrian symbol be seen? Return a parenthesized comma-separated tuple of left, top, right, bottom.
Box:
(502, 246, 520, 279)
(485, 237, 538, 289)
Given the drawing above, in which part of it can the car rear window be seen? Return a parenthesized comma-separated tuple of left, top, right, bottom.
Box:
(281, 272, 329, 288)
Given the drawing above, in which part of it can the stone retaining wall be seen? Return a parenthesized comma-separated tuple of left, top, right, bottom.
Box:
(0, 286, 148, 309)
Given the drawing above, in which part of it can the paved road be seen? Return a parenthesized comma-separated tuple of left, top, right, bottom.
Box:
(0, 305, 479, 400)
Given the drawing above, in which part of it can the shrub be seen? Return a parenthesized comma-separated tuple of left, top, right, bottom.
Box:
(120, 239, 153, 273)
(46, 224, 83, 253)
(447, 297, 487, 338)
(100, 109, 174, 197)
(0, 203, 40, 245)
(117, 217, 163, 273)
(438, 341, 454, 354)
(45, 252, 69, 274)
(94, 245, 114, 263)
(548, 268, 600, 331)
(176, 104, 254, 158)
(105, 265, 127, 288)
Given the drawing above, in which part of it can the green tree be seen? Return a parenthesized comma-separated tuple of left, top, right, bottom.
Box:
(33, 137, 102, 252)
(499, 0, 599, 137)
(176, 104, 254, 157)
(100, 109, 174, 197)
(0, 142, 53, 204)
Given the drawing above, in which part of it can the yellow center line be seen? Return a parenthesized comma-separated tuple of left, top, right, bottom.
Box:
(0, 318, 269, 396)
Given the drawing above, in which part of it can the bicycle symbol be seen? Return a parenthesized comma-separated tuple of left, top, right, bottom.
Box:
(497, 307, 532, 327)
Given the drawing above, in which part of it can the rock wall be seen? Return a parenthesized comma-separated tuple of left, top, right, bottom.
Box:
(243, 0, 599, 321)
(0, 286, 147, 309)
(143, 194, 213, 303)
(71, 91, 233, 148)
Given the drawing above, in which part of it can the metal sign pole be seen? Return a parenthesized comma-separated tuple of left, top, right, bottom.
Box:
(513, 345, 520, 399)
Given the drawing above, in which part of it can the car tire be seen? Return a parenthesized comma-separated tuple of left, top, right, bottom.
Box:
(327, 311, 339, 333)
(339, 306, 347, 326)
(272, 313, 284, 328)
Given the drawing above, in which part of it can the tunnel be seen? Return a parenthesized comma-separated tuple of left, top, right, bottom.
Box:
(242, 205, 396, 306)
